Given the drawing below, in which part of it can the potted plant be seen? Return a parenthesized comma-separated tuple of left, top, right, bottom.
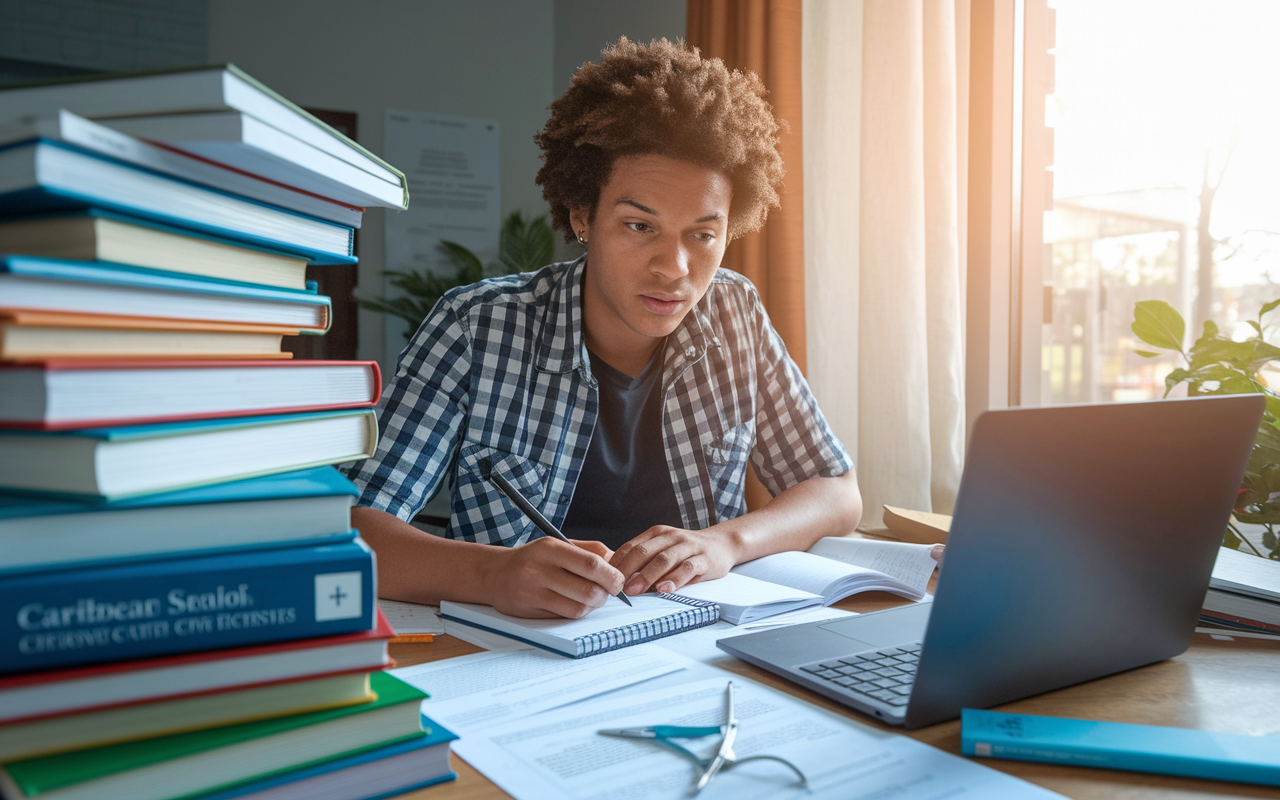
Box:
(1132, 299, 1280, 558)
(361, 211, 557, 340)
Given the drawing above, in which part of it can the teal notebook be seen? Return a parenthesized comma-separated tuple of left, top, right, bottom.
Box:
(962, 709, 1280, 787)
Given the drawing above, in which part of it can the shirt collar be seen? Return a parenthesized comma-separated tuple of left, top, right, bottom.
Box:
(533, 254, 716, 375)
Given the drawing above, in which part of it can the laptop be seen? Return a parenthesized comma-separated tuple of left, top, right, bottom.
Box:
(717, 395, 1264, 729)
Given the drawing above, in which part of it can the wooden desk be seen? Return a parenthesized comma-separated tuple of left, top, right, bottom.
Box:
(388, 592, 1280, 800)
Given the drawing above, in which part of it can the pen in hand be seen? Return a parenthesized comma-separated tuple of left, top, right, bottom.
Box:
(482, 460, 633, 607)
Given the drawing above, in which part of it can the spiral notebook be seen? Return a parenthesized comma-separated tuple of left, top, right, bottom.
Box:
(438, 594, 720, 658)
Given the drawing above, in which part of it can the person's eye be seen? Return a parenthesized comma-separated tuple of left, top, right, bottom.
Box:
(694, 232, 717, 242)
(626, 221, 652, 233)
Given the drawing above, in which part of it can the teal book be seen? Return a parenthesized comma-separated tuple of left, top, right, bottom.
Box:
(961, 709, 1280, 787)
(0, 538, 375, 674)
(0, 408, 377, 500)
(190, 716, 457, 800)
(0, 254, 332, 332)
(0, 467, 358, 575)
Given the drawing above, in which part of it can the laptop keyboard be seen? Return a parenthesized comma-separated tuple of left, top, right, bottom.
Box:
(797, 642, 922, 708)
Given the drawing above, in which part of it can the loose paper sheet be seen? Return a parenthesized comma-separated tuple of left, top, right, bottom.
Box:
(390, 644, 685, 738)
(377, 599, 443, 635)
(458, 671, 1067, 800)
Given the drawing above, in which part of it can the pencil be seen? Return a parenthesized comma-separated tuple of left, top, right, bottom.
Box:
(484, 464, 634, 607)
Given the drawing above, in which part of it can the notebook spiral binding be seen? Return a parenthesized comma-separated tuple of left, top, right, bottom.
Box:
(573, 594, 720, 657)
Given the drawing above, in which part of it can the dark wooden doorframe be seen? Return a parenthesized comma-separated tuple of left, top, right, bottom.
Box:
(282, 108, 360, 361)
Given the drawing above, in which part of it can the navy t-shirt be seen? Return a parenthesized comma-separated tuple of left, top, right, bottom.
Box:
(561, 346, 684, 550)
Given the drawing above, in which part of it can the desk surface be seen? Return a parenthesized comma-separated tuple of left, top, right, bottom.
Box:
(388, 591, 1280, 800)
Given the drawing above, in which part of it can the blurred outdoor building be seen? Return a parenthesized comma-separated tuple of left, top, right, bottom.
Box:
(1043, 0, 1280, 404)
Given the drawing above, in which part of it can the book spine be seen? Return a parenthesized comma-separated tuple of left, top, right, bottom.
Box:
(0, 541, 374, 674)
(961, 710, 1280, 787)
(576, 596, 720, 657)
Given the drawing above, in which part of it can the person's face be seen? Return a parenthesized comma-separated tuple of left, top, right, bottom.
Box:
(571, 153, 732, 370)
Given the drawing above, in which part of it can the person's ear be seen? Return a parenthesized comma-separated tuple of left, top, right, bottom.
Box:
(568, 207, 590, 244)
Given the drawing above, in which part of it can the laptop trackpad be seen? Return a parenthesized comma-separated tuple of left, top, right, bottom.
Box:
(819, 603, 932, 648)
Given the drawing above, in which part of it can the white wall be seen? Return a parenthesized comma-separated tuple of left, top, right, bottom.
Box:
(552, 0, 685, 97)
(208, 0, 557, 370)
(1, 0, 206, 73)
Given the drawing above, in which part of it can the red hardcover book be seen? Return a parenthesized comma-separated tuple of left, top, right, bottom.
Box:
(0, 358, 382, 429)
(0, 609, 394, 725)
(1200, 609, 1280, 634)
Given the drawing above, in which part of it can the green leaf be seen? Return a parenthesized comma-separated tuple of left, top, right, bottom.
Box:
(1134, 350, 1161, 358)
(1164, 367, 1191, 396)
(1132, 300, 1185, 353)
(1261, 298, 1280, 318)
(1188, 337, 1254, 373)
(437, 241, 485, 284)
(1224, 528, 1244, 551)
(1185, 364, 1259, 395)
(497, 211, 555, 275)
(1247, 319, 1264, 337)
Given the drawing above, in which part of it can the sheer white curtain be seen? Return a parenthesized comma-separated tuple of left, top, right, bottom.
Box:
(804, 0, 967, 529)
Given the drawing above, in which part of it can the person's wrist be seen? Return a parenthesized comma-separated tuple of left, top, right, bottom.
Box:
(472, 541, 511, 606)
(707, 522, 748, 568)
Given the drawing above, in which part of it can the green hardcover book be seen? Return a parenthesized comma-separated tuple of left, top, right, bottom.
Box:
(0, 672, 426, 800)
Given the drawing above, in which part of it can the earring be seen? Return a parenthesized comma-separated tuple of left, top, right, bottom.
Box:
(576, 230, 587, 246)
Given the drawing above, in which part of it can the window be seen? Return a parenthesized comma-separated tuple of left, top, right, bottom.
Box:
(1041, 0, 1280, 405)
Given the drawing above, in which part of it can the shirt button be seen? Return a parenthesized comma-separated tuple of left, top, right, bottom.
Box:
(685, 346, 696, 357)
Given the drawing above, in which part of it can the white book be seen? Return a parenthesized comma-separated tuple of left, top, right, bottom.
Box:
(0, 111, 363, 227)
(103, 112, 402, 211)
(0, 65, 406, 206)
(675, 537, 940, 624)
(0, 360, 378, 428)
(1210, 546, 1280, 602)
(0, 142, 354, 262)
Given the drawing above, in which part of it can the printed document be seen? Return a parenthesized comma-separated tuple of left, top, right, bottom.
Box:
(390, 644, 685, 738)
(459, 674, 1067, 800)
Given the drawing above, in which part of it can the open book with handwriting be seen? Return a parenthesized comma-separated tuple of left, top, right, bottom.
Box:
(673, 537, 940, 624)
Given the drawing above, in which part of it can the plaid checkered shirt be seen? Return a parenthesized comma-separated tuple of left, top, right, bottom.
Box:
(342, 255, 853, 546)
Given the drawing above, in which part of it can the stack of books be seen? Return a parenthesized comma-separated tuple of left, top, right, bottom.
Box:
(0, 67, 456, 800)
(1200, 546, 1280, 635)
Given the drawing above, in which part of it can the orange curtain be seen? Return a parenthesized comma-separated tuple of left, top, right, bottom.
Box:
(687, 0, 807, 374)
(688, 0, 806, 511)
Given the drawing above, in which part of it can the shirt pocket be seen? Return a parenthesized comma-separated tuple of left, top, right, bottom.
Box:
(700, 420, 754, 522)
(454, 443, 550, 546)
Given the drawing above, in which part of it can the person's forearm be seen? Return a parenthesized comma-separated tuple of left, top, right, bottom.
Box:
(351, 506, 495, 605)
(713, 470, 863, 564)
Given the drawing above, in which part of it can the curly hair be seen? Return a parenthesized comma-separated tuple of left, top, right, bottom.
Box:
(535, 37, 785, 243)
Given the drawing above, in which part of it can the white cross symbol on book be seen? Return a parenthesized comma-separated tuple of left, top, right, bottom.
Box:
(315, 571, 363, 621)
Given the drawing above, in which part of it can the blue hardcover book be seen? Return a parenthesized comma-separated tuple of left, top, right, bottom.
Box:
(0, 408, 378, 500)
(0, 139, 355, 264)
(192, 717, 458, 800)
(961, 709, 1280, 787)
(0, 467, 359, 575)
(0, 538, 375, 675)
(0, 254, 331, 332)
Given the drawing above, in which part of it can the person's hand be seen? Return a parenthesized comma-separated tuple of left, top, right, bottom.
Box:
(610, 525, 739, 595)
(483, 537, 624, 619)
(571, 539, 615, 562)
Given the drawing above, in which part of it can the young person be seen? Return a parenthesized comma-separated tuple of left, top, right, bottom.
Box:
(344, 38, 861, 619)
